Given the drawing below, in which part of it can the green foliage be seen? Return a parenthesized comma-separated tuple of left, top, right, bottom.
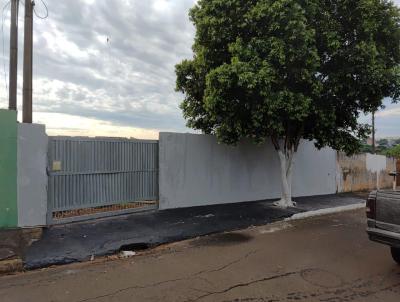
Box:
(360, 143, 373, 154)
(176, 0, 400, 154)
(386, 145, 400, 158)
(377, 145, 389, 154)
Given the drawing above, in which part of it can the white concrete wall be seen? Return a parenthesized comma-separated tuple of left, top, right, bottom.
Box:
(17, 124, 48, 227)
(159, 133, 337, 210)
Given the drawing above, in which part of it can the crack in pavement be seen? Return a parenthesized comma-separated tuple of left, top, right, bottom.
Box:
(0, 249, 256, 295)
(191, 250, 258, 277)
(184, 270, 301, 302)
(189, 287, 214, 295)
(75, 277, 191, 302)
(73, 250, 258, 302)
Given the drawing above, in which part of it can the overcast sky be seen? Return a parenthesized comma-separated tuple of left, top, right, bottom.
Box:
(0, 0, 399, 138)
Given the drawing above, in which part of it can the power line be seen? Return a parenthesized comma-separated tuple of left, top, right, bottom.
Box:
(33, 0, 48, 19)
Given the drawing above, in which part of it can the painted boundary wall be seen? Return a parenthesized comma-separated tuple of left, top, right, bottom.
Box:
(159, 133, 337, 210)
(1, 125, 396, 227)
(0, 108, 47, 229)
(0, 110, 18, 228)
(336, 152, 396, 193)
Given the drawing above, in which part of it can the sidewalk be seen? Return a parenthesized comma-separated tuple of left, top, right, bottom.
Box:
(22, 193, 365, 270)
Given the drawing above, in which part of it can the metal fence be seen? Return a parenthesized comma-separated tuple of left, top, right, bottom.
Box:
(397, 160, 400, 187)
(47, 137, 159, 224)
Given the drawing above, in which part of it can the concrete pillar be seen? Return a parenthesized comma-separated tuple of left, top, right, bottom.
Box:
(17, 124, 48, 227)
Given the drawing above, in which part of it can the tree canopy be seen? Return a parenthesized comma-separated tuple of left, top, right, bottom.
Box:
(386, 144, 400, 158)
(176, 0, 400, 154)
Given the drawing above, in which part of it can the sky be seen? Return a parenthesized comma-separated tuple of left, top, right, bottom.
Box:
(0, 0, 399, 139)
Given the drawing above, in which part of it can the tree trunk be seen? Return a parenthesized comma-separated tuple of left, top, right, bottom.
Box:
(274, 149, 296, 208)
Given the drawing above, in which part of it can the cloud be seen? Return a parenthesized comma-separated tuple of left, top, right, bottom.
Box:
(376, 107, 400, 118)
(30, 112, 160, 139)
(359, 99, 400, 138)
(0, 0, 399, 138)
(0, 0, 196, 136)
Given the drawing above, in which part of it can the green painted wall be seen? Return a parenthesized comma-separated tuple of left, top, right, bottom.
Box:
(0, 109, 18, 228)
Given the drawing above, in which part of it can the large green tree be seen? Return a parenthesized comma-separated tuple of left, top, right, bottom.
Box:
(176, 0, 400, 207)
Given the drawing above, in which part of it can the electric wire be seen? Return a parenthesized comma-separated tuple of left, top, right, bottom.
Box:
(33, 0, 48, 19)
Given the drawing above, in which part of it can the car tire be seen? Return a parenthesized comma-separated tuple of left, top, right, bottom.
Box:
(391, 247, 400, 264)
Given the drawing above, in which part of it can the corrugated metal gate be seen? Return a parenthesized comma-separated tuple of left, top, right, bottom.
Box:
(47, 137, 159, 224)
(397, 160, 400, 187)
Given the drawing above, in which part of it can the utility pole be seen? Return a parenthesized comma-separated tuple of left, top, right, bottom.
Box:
(8, 0, 19, 111)
(22, 0, 33, 123)
(372, 111, 376, 154)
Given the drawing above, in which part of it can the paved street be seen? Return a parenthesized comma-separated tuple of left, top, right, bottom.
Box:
(1, 209, 399, 302)
(24, 194, 364, 269)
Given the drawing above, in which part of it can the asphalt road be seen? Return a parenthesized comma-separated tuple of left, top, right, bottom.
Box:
(1, 209, 399, 302)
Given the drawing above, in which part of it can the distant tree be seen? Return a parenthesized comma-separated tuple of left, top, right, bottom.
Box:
(386, 145, 400, 158)
(360, 143, 373, 154)
(377, 146, 389, 155)
(378, 139, 389, 147)
(376, 138, 390, 154)
(176, 0, 400, 207)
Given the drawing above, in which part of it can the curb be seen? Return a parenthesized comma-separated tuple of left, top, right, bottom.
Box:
(286, 202, 366, 222)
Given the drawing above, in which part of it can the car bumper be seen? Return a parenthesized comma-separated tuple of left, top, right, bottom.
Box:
(367, 227, 400, 248)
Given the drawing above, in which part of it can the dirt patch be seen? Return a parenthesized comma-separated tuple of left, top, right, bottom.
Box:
(52, 201, 157, 220)
(0, 228, 42, 274)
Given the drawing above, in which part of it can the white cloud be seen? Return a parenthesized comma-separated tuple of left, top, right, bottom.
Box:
(0, 0, 196, 137)
(0, 0, 399, 138)
(376, 107, 400, 118)
(23, 111, 160, 139)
